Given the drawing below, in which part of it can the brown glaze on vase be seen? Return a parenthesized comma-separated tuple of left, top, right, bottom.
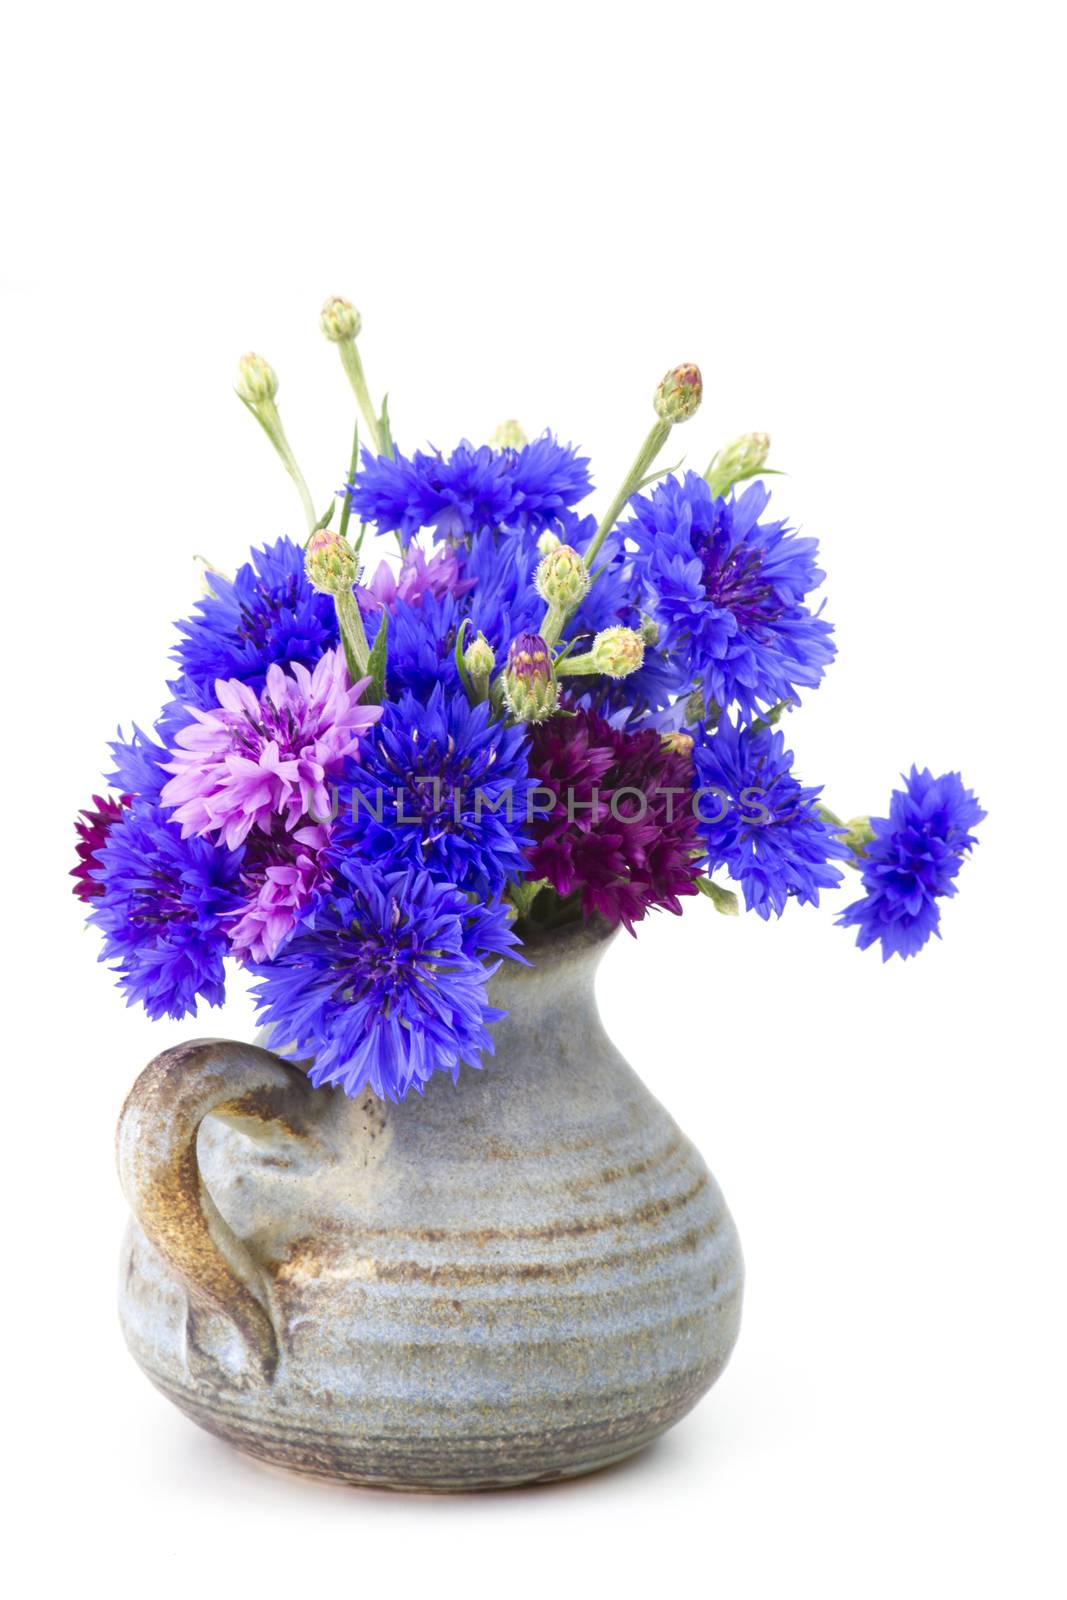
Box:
(117, 920, 743, 1491)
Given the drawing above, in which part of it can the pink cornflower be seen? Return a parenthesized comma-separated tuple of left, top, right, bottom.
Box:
(227, 822, 331, 962)
(161, 648, 381, 849)
(357, 543, 472, 614)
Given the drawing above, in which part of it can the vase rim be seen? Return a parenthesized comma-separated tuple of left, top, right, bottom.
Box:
(513, 913, 618, 967)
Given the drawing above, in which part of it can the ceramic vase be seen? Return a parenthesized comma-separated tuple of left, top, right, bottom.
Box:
(117, 919, 743, 1491)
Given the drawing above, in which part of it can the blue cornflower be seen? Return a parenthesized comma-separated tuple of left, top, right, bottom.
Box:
(692, 716, 848, 918)
(332, 686, 530, 897)
(374, 592, 465, 702)
(249, 865, 522, 1101)
(624, 474, 835, 721)
(455, 529, 542, 643)
(89, 799, 243, 1021)
(346, 434, 592, 544)
(106, 720, 175, 801)
(172, 537, 338, 703)
(838, 767, 984, 960)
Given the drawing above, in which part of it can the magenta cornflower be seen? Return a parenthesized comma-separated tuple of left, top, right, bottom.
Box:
(161, 648, 381, 848)
(71, 793, 130, 902)
(528, 707, 704, 932)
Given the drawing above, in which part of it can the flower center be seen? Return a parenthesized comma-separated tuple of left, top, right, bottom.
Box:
(130, 868, 192, 927)
(236, 577, 301, 648)
(700, 532, 778, 629)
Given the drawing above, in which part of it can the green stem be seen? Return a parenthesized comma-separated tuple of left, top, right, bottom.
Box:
(252, 398, 318, 533)
(583, 417, 672, 572)
(539, 602, 568, 649)
(817, 806, 874, 868)
(338, 341, 383, 456)
(556, 652, 597, 677)
(334, 589, 370, 679)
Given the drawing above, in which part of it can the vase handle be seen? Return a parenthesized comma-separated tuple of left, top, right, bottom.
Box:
(116, 1038, 315, 1384)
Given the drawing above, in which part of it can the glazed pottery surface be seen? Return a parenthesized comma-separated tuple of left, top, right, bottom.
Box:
(117, 920, 743, 1491)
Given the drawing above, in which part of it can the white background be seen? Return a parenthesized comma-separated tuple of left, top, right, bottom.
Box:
(2, 2, 1064, 1595)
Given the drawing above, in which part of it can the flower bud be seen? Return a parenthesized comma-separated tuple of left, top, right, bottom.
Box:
(639, 612, 660, 646)
(662, 731, 694, 756)
(489, 419, 527, 451)
(305, 529, 359, 596)
(536, 531, 562, 558)
(235, 352, 278, 405)
(684, 686, 707, 725)
(535, 545, 590, 612)
(463, 632, 496, 680)
(502, 633, 559, 723)
(842, 815, 876, 859)
(590, 626, 644, 679)
(706, 431, 770, 496)
(654, 363, 702, 424)
(320, 296, 362, 343)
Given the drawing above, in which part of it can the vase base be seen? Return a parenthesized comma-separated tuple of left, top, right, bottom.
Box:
(143, 1364, 719, 1494)
(232, 1439, 658, 1495)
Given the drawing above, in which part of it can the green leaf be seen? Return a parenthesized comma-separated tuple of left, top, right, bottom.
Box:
(552, 633, 589, 668)
(750, 698, 793, 731)
(365, 611, 388, 705)
(379, 394, 394, 459)
(697, 877, 739, 915)
(312, 501, 335, 533)
(338, 421, 359, 541)
(508, 877, 549, 920)
(453, 617, 474, 697)
(635, 454, 686, 491)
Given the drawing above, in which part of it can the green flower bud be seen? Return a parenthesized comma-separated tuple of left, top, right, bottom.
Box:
(489, 419, 528, 451)
(536, 531, 562, 558)
(590, 626, 644, 679)
(502, 632, 559, 723)
(535, 544, 590, 611)
(235, 352, 278, 405)
(320, 296, 362, 343)
(305, 529, 359, 596)
(639, 612, 660, 646)
(662, 731, 694, 756)
(684, 685, 707, 725)
(463, 632, 496, 679)
(842, 815, 876, 859)
(706, 431, 770, 496)
(654, 363, 702, 424)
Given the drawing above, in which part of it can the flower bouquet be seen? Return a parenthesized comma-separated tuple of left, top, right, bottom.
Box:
(82, 299, 983, 1490)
